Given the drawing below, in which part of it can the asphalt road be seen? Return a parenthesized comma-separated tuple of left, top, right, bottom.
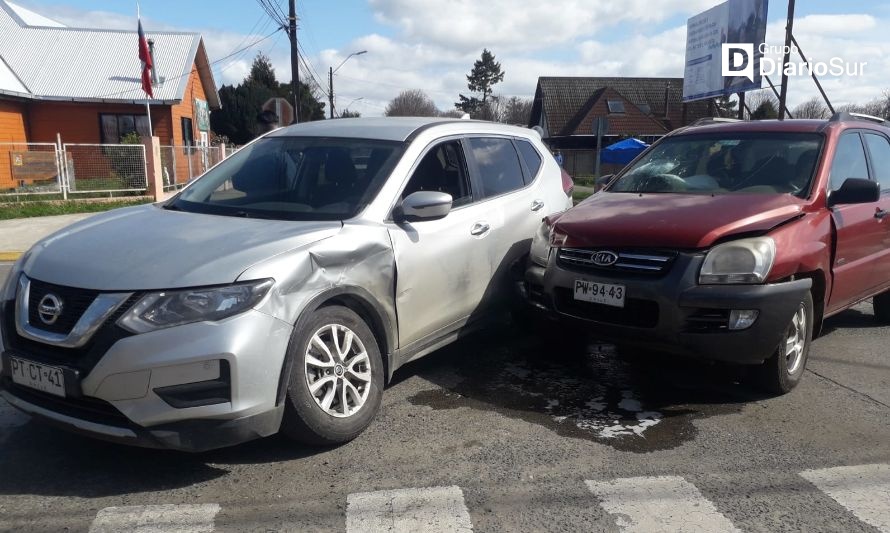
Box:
(1, 261, 890, 532)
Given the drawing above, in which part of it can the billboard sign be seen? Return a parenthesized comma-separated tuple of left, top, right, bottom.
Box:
(683, 0, 769, 102)
(194, 98, 210, 132)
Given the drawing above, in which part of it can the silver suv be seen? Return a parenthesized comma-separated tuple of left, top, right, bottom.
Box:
(0, 118, 571, 451)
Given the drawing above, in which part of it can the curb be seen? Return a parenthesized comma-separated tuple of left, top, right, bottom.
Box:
(0, 252, 22, 262)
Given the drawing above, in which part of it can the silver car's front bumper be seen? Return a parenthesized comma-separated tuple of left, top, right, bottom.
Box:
(1, 308, 294, 451)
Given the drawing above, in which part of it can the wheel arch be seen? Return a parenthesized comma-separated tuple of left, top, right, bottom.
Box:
(798, 269, 826, 336)
(275, 286, 396, 406)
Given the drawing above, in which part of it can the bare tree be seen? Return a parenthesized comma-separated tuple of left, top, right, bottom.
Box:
(743, 90, 779, 120)
(500, 96, 533, 125)
(838, 91, 890, 119)
(475, 95, 504, 122)
(439, 109, 465, 118)
(385, 89, 439, 117)
(792, 97, 830, 119)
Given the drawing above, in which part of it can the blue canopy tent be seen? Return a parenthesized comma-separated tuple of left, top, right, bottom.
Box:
(600, 138, 649, 165)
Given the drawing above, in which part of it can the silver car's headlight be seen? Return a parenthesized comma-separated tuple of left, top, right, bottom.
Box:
(118, 279, 274, 334)
(530, 220, 552, 267)
(699, 237, 776, 284)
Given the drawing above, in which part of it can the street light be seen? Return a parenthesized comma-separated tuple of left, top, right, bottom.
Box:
(340, 97, 364, 117)
(329, 50, 367, 119)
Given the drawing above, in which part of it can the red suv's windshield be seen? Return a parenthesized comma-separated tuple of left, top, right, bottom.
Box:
(608, 133, 823, 197)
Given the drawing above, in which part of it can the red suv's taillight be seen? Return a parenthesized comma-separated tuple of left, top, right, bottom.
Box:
(561, 168, 574, 197)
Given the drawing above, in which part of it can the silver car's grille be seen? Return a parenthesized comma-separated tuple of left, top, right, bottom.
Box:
(557, 248, 676, 275)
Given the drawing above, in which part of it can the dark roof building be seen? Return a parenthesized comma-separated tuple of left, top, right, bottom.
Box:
(529, 77, 714, 145)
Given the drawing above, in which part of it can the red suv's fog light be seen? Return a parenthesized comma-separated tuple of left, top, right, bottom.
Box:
(729, 310, 759, 330)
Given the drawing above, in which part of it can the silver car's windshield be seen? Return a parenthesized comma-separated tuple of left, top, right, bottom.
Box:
(608, 133, 823, 197)
(170, 137, 404, 220)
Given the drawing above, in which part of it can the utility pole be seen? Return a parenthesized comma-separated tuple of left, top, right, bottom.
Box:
(288, 0, 300, 123)
(778, 0, 795, 120)
(329, 67, 335, 119)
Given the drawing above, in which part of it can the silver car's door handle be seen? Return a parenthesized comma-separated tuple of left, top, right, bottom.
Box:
(531, 199, 545, 211)
(470, 222, 490, 236)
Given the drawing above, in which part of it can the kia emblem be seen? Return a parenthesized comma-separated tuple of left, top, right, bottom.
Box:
(591, 251, 619, 267)
(37, 294, 64, 325)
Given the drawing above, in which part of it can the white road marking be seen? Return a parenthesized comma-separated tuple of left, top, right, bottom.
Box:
(346, 485, 473, 533)
(0, 397, 29, 445)
(88, 504, 220, 533)
(585, 476, 740, 533)
(801, 464, 890, 532)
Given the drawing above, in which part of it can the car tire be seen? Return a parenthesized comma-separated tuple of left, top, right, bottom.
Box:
(753, 292, 813, 395)
(280, 305, 384, 446)
(873, 290, 890, 324)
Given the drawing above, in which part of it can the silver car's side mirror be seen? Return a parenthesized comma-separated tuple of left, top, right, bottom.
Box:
(396, 191, 452, 221)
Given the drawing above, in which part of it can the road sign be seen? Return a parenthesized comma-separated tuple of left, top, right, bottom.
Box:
(262, 98, 295, 127)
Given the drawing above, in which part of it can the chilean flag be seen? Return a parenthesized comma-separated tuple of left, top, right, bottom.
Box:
(137, 8, 153, 98)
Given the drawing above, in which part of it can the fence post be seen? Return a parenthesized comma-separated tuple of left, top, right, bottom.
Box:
(219, 143, 226, 160)
(56, 133, 67, 200)
(187, 146, 194, 181)
(143, 136, 164, 201)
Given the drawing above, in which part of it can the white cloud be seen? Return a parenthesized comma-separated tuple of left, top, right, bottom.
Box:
(368, 0, 716, 52)
(760, 14, 890, 110)
(14, 1, 890, 118)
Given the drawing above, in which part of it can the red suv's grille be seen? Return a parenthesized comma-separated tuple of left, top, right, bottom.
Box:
(557, 248, 676, 275)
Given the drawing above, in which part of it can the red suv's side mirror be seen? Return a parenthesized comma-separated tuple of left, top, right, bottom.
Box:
(828, 178, 880, 207)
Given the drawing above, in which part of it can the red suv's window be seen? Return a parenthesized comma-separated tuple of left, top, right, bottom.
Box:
(863, 133, 890, 192)
(829, 134, 869, 191)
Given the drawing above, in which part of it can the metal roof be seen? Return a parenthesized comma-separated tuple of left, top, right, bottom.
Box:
(0, 0, 219, 107)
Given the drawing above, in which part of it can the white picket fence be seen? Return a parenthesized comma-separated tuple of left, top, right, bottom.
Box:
(0, 140, 234, 198)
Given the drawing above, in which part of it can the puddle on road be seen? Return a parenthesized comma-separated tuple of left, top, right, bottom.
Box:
(408, 333, 753, 453)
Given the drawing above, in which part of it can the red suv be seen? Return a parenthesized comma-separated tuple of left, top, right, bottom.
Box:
(523, 113, 890, 394)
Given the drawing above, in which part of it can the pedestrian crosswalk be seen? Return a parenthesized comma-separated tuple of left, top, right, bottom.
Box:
(88, 504, 221, 533)
(58, 463, 889, 532)
(801, 464, 890, 533)
(346, 485, 473, 533)
(585, 475, 741, 533)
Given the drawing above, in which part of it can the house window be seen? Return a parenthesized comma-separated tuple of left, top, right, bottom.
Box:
(99, 114, 151, 143)
(639, 104, 652, 115)
(607, 100, 626, 114)
(181, 117, 194, 147)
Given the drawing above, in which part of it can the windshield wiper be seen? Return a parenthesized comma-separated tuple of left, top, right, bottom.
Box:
(162, 203, 181, 211)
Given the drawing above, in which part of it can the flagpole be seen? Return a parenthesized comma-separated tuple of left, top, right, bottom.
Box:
(145, 100, 152, 136)
(137, 3, 152, 137)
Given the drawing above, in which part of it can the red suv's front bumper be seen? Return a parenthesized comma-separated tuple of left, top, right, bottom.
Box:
(522, 251, 812, 364)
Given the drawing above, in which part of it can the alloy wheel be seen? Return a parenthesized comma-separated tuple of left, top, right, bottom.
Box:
(304, 323, 372, 418)
(784, 305, 807, 374)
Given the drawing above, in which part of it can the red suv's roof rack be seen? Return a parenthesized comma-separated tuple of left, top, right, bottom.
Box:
(829, 112, 889, 126)
(689, 117, 745, 127)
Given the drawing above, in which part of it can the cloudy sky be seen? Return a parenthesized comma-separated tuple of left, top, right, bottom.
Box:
(14, 0, 890, 117)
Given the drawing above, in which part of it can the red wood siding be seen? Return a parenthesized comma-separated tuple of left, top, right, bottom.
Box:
(0, 100, 27, 142)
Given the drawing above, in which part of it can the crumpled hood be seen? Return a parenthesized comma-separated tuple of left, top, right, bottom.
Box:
(555, 192, 805, 249)
(22, 204, 342, 290)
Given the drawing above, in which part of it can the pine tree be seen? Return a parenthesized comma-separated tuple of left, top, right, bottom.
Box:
(456, 49, 505, 117)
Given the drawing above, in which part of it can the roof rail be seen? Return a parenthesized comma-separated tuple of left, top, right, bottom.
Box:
(829, 112, 889, 125)
(689, 117, 744, 127)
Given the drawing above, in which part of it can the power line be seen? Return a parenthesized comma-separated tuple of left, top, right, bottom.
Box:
(212, 16, 276, 77)
(297, 41, 326, 96)
(255, 0, 286, 28)
(92, 28, 284, 99)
